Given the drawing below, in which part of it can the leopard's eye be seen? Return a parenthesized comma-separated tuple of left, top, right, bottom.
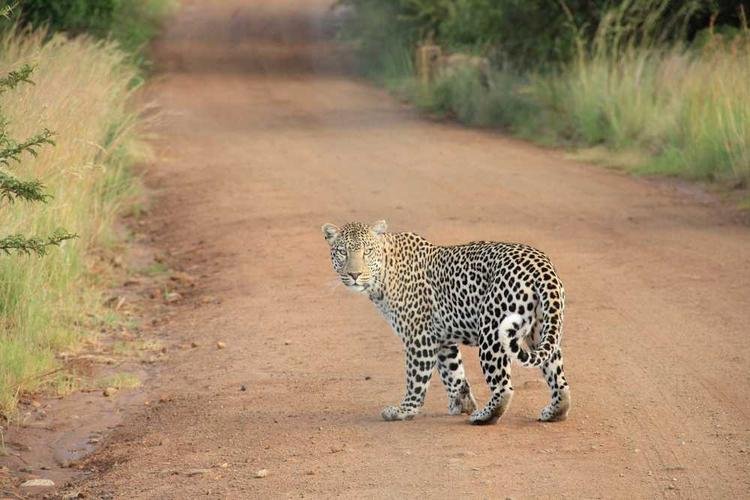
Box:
(335, 248, 347, 259)
(363, 247, 373, 256)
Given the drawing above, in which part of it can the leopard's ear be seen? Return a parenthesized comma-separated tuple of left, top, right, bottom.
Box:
(371, 219, 388, 235)
(321, 223, 340, 245)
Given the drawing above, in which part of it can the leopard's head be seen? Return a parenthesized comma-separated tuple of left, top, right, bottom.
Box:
(321, 220, 387, 293)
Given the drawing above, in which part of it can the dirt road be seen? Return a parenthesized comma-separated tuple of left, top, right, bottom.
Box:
(74, 0, 750, 497)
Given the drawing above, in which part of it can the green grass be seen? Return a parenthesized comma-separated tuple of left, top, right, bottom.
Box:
(111, 338, 163, 357)
(394, 38, 750, 185)
(0, 0, 173, 417)
(343, 2, 750, 187)
(141, 261, 169, 277)
(0, 29, 147, 416)
(96, 372, 142, 390)
(542, 37, 750, 183)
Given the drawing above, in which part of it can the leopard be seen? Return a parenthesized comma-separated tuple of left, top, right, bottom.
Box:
(321, 220, 571, 425)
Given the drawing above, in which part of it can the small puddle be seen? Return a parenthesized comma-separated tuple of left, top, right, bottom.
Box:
(1, 366, 152, 491)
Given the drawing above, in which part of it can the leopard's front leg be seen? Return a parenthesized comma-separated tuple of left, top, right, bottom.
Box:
(381, 335, 437, 421)
(437, 344, 477, 415)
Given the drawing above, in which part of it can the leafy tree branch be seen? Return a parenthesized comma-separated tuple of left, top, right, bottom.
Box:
(0, 170, 48, 202)
(0, 230, 77, 256)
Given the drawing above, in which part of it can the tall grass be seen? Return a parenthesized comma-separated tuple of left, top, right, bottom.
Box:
(544, 6, 750, 182)
(459, 34, 749, 183)
(0, 29, 144, 415)
(345, 1, 750, 185)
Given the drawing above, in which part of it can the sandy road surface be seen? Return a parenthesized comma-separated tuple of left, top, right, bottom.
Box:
(73, 0, 750, 497)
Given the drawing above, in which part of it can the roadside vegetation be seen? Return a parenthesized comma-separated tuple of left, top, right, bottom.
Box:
(0, 1, 171, 416)
(338, 0, 750, 186)
(7, 0, 173, 67)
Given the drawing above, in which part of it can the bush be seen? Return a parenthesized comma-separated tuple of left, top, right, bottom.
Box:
(15, 0, 119, 37)
(340, 0, 748, 68)
(11, 0, 173, 60)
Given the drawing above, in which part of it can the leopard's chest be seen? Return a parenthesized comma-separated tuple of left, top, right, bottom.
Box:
(371, 289, 424, 341)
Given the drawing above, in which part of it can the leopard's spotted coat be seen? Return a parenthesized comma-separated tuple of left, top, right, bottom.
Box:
(322, 220, 571, 424)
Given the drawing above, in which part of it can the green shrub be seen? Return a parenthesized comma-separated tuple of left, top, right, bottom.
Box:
(339, 0, 747, 68)
(10, 0, 173, 61)
(15, 0, 119, 37)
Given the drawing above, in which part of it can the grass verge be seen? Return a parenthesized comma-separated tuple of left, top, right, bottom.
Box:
(342, 5, 750, 188)
(0, 29, 147, 416)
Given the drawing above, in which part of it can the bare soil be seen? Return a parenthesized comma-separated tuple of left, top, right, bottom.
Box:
(8, 0, 750, 497)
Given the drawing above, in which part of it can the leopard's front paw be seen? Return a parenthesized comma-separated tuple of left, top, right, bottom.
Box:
(381, 405, 417, 421)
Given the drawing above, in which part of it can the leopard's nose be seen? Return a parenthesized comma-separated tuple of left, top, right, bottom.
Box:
(348, 272, 361, 281)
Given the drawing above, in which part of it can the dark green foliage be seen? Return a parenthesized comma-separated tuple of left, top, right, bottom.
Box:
(340, 0, 614, 67)
(0, 65, 76, 256)
(107, 0, 172, 57)
(3, 0, 172, 64)
(687, 0, 750, 39)
(13, 0, 120, 37)
(340, 0, 749, 68)
(439, 0, 612, 66)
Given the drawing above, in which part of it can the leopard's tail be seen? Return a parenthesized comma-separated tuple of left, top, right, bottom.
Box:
(500, 282, 564, 367)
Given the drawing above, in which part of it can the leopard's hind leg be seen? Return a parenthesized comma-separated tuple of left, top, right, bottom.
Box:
(539, 349, 571, 421)
(469, 341, 513, 425)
